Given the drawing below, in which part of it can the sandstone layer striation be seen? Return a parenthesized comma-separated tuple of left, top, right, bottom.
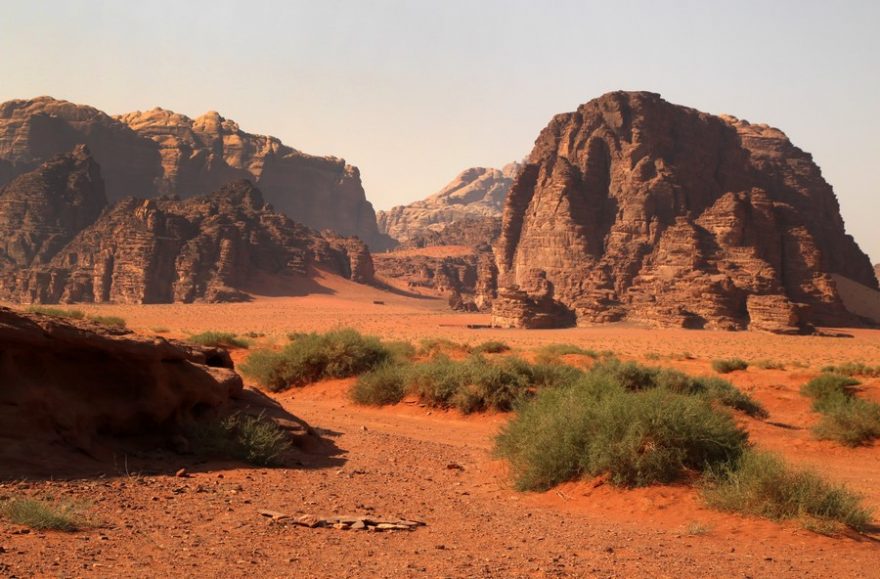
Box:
(0, 151, 374, 304)
(0, 97, 391, 249)
(494, 91, 876, 331)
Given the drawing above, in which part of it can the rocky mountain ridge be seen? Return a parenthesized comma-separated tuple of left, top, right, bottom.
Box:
(377, 164, 518, 245)
(493, 91, 876, 332)
(0, 149, 373, 304)
(0, 96, 392, 249)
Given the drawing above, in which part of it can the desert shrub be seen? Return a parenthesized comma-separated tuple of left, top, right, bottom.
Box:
(702, 450, 871, 531)
(534, 343, 599, 364)
(350, 363, 409, 406)
(405, 355, 537, 413)
(752, 359, 786, 370)
(407, 354, 473, 407)
(241, 328, 391, 391)
(189, 412, 291, 466)
(239, 350, 291, 391)
(645, 352, 662, 361)
(801, 373, 861, 412)
(813, 399, 880, 447)
(151, 326, 170, 334)
(496, 376, 748, 490)
(89, 315, 127, 329)
(189, 331, 249, 349)
(528, 362, 584, 389)
(800, 373, 880, 446)
(0, 498, 87, 531)
(711, 358, 749, 374)
(820, 362, 880, 378)
(418, 337, 469, 356)
(25, 306, 85, 320)
(472, 340, 511, 354)
(587, 360, 766, 417)
(383, 340, 417, 363)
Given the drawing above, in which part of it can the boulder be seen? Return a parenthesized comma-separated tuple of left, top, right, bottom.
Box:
(0, 306, 242, 461)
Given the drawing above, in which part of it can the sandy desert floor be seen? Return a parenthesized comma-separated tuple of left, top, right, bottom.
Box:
(2, 273, 880, 578)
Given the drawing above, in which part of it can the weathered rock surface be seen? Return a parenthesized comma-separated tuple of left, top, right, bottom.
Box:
(0, 145, 106, 269)
(494, 91, 876, 331)
(0, 97, 392, 249)
(0, 306, 242, 461)
(373, 245, 496, 311)
(377, 164, 518, 245)
(0, 163, 375, 303)
(875, 264, 880, 285)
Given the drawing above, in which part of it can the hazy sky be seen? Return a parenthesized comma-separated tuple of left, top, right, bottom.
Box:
(2, 1, 878, 261)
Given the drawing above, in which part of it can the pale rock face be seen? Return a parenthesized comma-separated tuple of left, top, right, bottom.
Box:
(494, 91, 876, 331)
(377, 163, 520, 245)
(0, 97, 392, 249)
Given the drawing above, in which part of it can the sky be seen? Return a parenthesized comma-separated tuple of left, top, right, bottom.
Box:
(1, 0, 878, 261)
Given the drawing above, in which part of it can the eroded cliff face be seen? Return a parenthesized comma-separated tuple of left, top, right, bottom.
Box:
(0, 97, 391, 249)
(494, 91, 876, 331)
(0, 157, 374, 304)
(0, 145, 106, 269)
(377, 164, 518, 245)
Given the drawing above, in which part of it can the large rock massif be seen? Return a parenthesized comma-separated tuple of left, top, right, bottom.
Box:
(0, 97, 392, 249)
(0, 149, 374, 304)
(377, 164, 518, 246)
(494, 91, 876, 331)
(0, 306, 242, 464)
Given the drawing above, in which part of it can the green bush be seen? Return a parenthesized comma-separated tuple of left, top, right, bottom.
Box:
(418, 337, 469, 356)
(534, 343, 599, 364)
(241, 328, 392, 391)
(472, 340, 511, 354)
(590, 360, 766, 418)
(0, 498, 87, 531)
(801, 373, 861, 412)
(189, 412, 291, 466)
(752, 359, 786, 370)
(801, 373, 880, 446)
(820, 362, 880, 378)
(711, 358, 749, 374)
(813, 399, 880, 447)
(496, 376, 748, 490)
(350, 363, 408, 406)
(89, 315, 127, 329)
(702, 450, 872, 531)
(25, 306, 85, 320)
(384, 340, 417, 363)
(189, 331, 249, 349)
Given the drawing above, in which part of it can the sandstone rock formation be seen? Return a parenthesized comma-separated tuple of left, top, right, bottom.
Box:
(0, 97, 391, 249)
(0, 172, 375, 304)
(372, 245, 496, 311)
(0, 145, 106, 269)
(875, 264, 880, 285)
(494, 91, 876, 331)
(377, 164, 518, 245)
(0, 306, 242, 462)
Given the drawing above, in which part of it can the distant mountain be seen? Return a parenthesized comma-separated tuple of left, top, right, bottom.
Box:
(377, 163, 519, 245)
(0, 97, 393, 249)
(0, 149, 373, 304)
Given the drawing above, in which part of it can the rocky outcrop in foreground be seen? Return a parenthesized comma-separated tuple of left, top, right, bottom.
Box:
(0, 97, 392, 249)
(0, 150, 374, 304)
(494, 91, 876, 331)
(0, 306, 242, 462)
(377, 164, 518, 245)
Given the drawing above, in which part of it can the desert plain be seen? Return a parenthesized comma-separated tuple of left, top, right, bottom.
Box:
(2, 271, 879, 579)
